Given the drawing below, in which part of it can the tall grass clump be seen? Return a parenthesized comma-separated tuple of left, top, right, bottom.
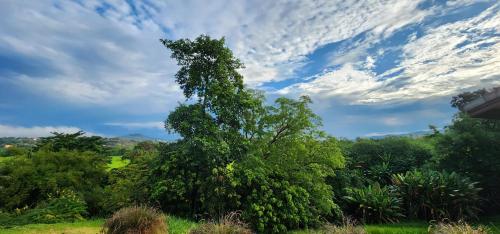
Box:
(429, 221, 489, 234)
(102, 206, 167, 234)
(189, 211, 252, 234)
(321, 218, 366, 234)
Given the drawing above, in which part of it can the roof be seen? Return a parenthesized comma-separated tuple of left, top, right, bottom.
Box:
(463, 87, 500, 120)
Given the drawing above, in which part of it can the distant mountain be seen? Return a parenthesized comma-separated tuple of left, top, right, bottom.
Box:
(367, 130, 433, 139)
(103, 134, 161, 148)
(117, 133, 158, 142)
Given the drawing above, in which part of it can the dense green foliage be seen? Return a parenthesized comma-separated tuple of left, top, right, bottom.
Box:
(0, 190, 87, 226)
(344, 183, 404, 223)
(392, 170, 482, 220)
(34, 131, 106, 154)
(433, 113, 500, 212)
(0, 150, 108, 215)
(149, 35, 344, 232)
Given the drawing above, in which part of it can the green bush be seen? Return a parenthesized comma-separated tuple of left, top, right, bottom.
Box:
(102, 206, 167, 234)
(392, 170, 482, 220)
(0, 190, 87, 226)
(344, 183, 404, 223)
(232, 155, 343, 233)
(343, 137, 434, 181)
(102, 154, 154, 214)
(236, 171, 314, 233)
(433, 113, 500, 212)
(0, 150, 108, 216)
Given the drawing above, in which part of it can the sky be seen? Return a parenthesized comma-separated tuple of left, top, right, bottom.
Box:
(0, 0, 499, 139)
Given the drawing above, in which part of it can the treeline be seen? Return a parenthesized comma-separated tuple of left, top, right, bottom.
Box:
(0, 36, 499, 233)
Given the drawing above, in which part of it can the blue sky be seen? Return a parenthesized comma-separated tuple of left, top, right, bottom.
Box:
(0, 0, 499, 139)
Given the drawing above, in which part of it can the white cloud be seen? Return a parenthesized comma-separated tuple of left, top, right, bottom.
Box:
(0, 124, 98, 137)
(278, 2, 500, 104)
(98, 0, 433, 86)
(1, 0, 497, 111)
(0, 0, 181, 113)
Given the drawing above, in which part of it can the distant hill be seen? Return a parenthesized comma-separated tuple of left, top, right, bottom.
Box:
(367, 130, 433, 139)
(103, 133, 162, 148)
(0, 137, 38, 147)
(118, 133, 157, 141)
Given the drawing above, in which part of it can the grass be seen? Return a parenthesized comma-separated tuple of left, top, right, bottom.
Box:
(106, 156, 130, 171)
(290, 218, 500, 234)
(1, 216, 499, 234)
(169, 216, 198, 233)
(0, 216, 197, 234)
(0, 219, 103, 234)
(0, 156, 13, 163)
(365, 221, 427, 234)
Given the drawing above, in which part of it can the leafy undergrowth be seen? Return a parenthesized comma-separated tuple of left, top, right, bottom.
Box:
(106, 156, 130, 171)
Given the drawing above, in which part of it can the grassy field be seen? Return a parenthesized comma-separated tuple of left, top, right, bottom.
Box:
(106, 156, 130, 171)
(289, 217, 500, 234)
(3, 219, 499, 234)
(0, 156, 12, 163)
(0, 216, 197, 234)
(1, 219, 500, 234)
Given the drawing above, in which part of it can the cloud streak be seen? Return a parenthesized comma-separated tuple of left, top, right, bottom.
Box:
(277, 2, 500, 104)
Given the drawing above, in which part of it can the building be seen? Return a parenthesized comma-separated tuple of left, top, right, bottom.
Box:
(463, 87, 500, 120)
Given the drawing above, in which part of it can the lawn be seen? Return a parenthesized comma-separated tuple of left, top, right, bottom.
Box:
(106, 155, 130, 171)
(289, 222, 428, 234)
(1, 216, 499, 233)
(0, 156, 12, 163)
(290, 217, 500, 234)
(0, 216, 197, 234)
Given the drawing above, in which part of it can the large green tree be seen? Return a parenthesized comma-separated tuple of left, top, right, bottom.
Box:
(151, 35, 344, 232)
(34, 131, 107, 154)
(431, 89, 500, 213)
(152, 36, 263, 217)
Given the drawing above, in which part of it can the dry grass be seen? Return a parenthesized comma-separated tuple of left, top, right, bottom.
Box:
(429, 221, 489, 234)
(188, 211, 252, 234)
(102, 206, 167, 234)
(320, 218, 366, 234)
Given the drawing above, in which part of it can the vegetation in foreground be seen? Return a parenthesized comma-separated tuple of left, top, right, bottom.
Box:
(0, 35, 499, 233)
(1, 217, 499, 234)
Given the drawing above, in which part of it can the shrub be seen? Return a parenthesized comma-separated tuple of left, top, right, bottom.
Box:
(392, 170, 482, 220)
(0, 190, 87, 226)
(433, 113, 500, 213)
(429, 221, 489, 234)
(343, 183, 404, 223)
(23, 189, 87, 224)
(0, 150, 108, 216)
(103, 206, 167, 234)
(234, 170, 314, 233)
(189, 212, 252, 234)
(102, 154, 154, 215)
